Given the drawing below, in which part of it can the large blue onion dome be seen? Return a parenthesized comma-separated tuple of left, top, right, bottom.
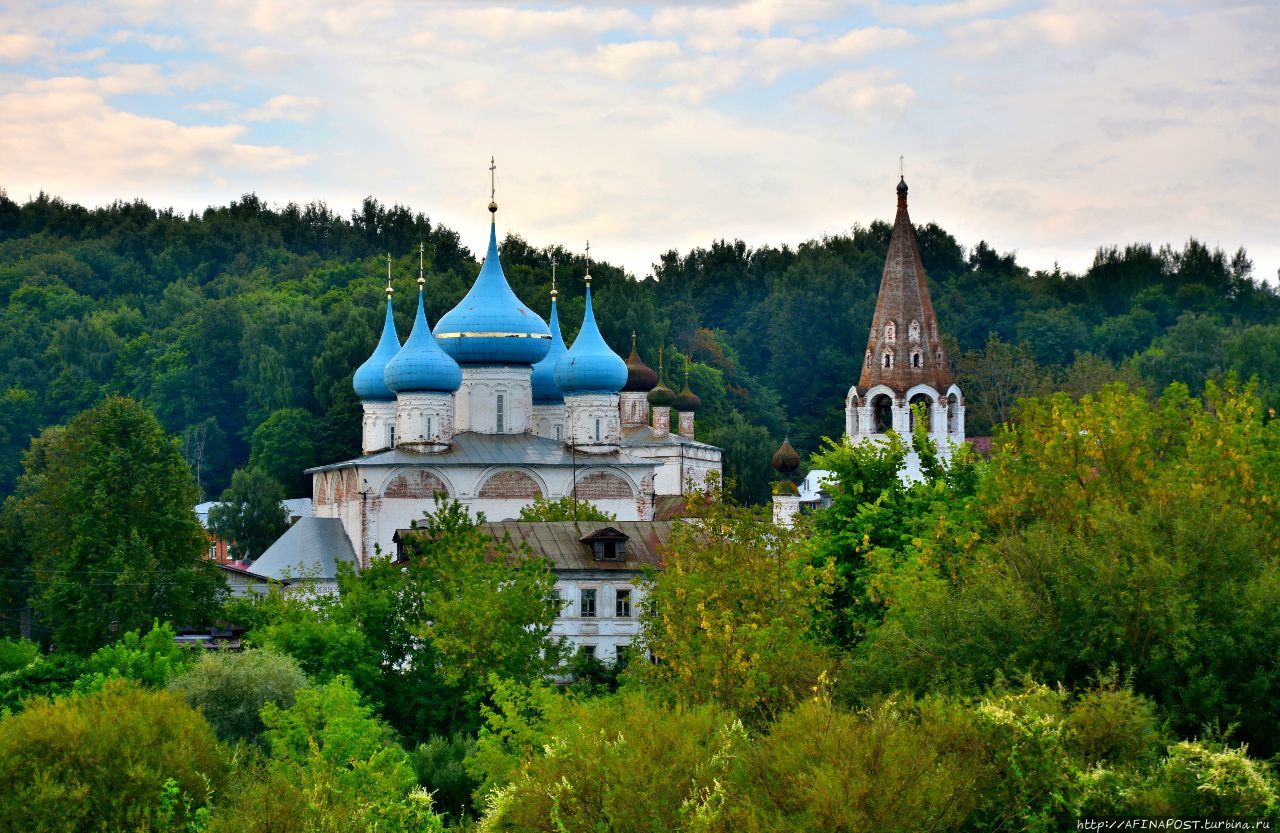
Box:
(433, 210, 552, 365)
(530, 289, 568, 405)
(384, 288, 462, 393)
(353, 294, 401, 401)
(554, 279, 627, 395)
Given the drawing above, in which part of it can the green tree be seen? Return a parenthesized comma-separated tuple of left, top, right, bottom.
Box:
(0, 680, 226, 832)
(248, 407, 321, 497)
(169, 648, 309, 744)
(7, 397, 223, 652)
(206, 467, 290, 562)
(343, 499, 565, 737)
(517, 494, 615, 522)
(630, 487, 837, 722)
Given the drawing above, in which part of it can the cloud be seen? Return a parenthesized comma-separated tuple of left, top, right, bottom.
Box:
(950, 1, 1164, 59)
(425, 5, 641, 42)
(246, 94, 322, 122)
(800, 68, 916, 116)
(107, 30, 187, 52)
(0, 33, 53, 63)
(876, 0, 1016, 27)
(0, 76, 314, 197)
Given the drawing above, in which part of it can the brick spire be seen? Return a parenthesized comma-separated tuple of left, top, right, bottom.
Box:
(858, 177, 951, 393)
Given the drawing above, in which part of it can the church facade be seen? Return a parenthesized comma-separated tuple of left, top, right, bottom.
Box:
(256, 191, 719, 582)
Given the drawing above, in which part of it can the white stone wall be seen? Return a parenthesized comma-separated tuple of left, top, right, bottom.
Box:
(361, 401, 397, 455)
(394, 392, 454, 452)
(319, 461, 652, 560)
(627, 442, 722, 496)
(772, 494, 801, 528)
(551, 574, 646, 663)
(843, 383, 967, 484)
(455, 366, 534, 434)
(531, 403, 566, 442)
(565, 393, 622, 453)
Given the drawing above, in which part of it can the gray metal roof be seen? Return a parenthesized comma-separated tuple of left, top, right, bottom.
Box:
(620, 426, 718, 450)
(251, 517, 358, 581)
(480, 520, 672, 571)
(308, 431, 654, 474)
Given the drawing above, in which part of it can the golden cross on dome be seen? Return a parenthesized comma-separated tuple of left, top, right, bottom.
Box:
(550, 255, 558, 298)
(584, 240, 591, 285)
(385, 253, 393, 295)
(417, 241, 425, 289)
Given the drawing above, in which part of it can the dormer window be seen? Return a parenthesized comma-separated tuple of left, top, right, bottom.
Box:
(912, 352, 922, 368)
(883, 351, 894, 369)
(582, 527, 629, 562)
(884, 321, 896, 343)
(909, 320, 920, 342)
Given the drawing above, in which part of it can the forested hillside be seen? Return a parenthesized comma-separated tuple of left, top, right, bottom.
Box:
(1, 190, 1276, 504)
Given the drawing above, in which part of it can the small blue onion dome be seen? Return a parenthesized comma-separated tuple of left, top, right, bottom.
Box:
(554, 283, 627, 395)
(353, 295, 401, 402)
(384, 289, 462, 393)
(434, 214, 552, 365)
(531, 293, 567, 405)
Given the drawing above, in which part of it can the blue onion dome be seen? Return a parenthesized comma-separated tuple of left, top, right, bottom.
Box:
(672, 357, 701, 412)
(623, 333, 658, 392)
(647, 347, 675, 407)
(531, 290, 568, 405)
(433, 209, 552, 365)
(384, 288, 462, 393)
(353, 294, 401, 401)
(554, 281, 627, 395)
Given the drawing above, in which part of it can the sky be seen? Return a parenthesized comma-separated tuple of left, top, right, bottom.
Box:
(0, 0, 1277, 283)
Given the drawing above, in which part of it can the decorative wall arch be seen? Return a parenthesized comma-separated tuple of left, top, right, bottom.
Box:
(904, 384, 941, 403)
(884, 321, 896, 343)
(908, 320, 920, 342)
(574, 470, 635, 500)
(478, 469, 544, 499)
(383, 469, 450, 499)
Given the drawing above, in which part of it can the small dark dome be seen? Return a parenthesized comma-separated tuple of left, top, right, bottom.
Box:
(647, 381, 675, 407)
(672, 380, 701, 413)
(897, 176, 908, 194)
(771, 437, 800, 474)
(623, 337, 659, 392)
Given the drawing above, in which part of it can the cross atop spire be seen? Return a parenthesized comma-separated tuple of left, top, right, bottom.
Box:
(488, 156, 498, 215)
(584, 240, 592, 285)
(899, 154, 904, 178)
(385, 253, 393, 296)
(550, 255, 558, 298)
(417, 241, 425, 289)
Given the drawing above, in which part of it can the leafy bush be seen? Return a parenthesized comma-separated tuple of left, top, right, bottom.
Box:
(169, 648, 309, 744)
(0, 680, 225, 832)
(0, 637, 37, 673)
(412, 733, 479, 822)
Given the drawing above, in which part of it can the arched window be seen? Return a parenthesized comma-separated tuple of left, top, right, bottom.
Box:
(911, 352, 922, 368)
(908, 320, 920, 342)
(883, 352, 893, 369)
(495, 391, 506, 432)
(884, 321, 896, 343)
(909, 392, 932, 432)
(864, 349, 872, 367)
(871, 394, 893, 434)
(947, 392, 960, 434)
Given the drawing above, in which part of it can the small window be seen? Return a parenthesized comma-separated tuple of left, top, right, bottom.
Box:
(864, 350, 872, 367)
(883, 352, 893, 369)
(885, 321, 896, 343)
(912, 352, 921, 368)
(549, 588, 565, 615)
(581, 588, 596, 617)
(591, 540, 626, 561)
(594, 418, 601, 442)
(581, 644, 596, 658)
(426, 416, 432, 437)
(388, 425, 395, 447)
(909, 320, 920, 342)
(496, 392, 505, 432)
(615, 588, 632, 617)
(554, 424, 562, 441)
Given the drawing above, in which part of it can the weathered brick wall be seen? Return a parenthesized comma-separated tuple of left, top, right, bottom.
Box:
(478, 469, 543, 499)
(575, 471, 633, 500)
(384, 470, 448, 499)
